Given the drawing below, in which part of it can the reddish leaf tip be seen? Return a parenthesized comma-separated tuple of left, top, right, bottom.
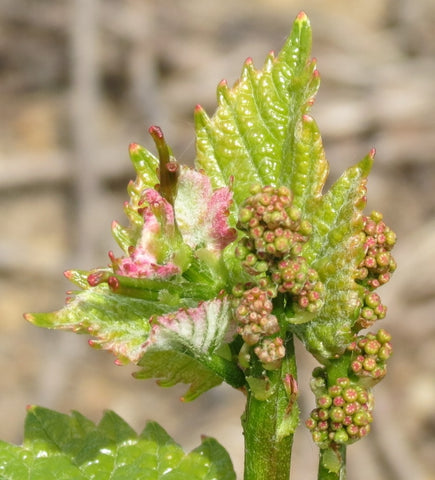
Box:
(148, 125, 164, 139)
(297, 10, 308, 21)
(369, 148, 376, 158)
(64, 270, 73, 280)
(245, 57, 253, 65)
(129, 142, 140, 152)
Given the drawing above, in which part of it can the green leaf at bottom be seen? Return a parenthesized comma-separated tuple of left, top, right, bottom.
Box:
(0, 406, 235, 480)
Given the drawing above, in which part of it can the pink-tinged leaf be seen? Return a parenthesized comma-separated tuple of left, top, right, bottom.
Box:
(175, 167, 237, 253)
(25, 285, 171, 365)
(134, 296, 241, 400)
(110, 189, 191, 279)
(144, 296, 237, 356)
(26, 289, 240, 397)
(114, 248, 181, 279)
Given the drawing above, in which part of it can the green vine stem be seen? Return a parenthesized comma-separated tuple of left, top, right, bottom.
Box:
(242, 333, 298, 480)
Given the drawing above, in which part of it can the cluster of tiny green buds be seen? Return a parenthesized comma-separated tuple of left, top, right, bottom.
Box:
(356, 289, 387, 329)
(271, 257, 324, 312)
(347, 329, 393, 385)
(356, 211, 397, 290)
(306, 375, 374, 448)
(232, 285, 280, 346)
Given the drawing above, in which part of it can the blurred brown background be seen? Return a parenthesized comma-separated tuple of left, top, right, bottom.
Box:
(0, 0, 434, 478)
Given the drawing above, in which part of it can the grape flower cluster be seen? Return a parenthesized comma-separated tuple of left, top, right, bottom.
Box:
(355, 211, 396, 329)
(347, 329, 393, 385)
(306, 328, 393, 449)
(232, 188, 397, 451)
(306, 374, 374, 447)
(304, 210, 396, 450)
(232, 184, 324, 367)
(356, 210, 397, 289)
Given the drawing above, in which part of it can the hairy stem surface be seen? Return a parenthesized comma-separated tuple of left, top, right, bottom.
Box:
(242, 334, 298, 480)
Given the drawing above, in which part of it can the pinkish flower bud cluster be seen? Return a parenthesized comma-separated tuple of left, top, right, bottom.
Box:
(235, 184, 323, 313)
(306, 328, 392, 447)
(235, 184, 311, 273)
(356, 289, 387, 329)
(347, 329, 393, 385)
(233, 286, 280, 346)
(306, 375, 374, 448)
(254, 337, 286, 370)
(356, 211, 397, 290)
(231, 281, 285, 368)
(232, 184, 326, 367)
(271, 257, 324, 313)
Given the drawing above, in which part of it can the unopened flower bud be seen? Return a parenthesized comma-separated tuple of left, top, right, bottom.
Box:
(317, 395, 333, 409)
(330, 407, 345, 423)
(333, 429, 349, 444)
(353, 410, 370, 427)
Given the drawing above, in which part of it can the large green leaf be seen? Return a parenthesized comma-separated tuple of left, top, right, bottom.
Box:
(195, 11, 321, 207)
(0, 407, 235, 480)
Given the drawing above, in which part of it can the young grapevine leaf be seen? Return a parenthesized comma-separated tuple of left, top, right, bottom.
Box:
(294, 153, 373, 360)
(26, 293, 243, 398)
(26, 285, 165, 364)
(25, 146, 241, 396)
(195, 11, 321, 208)
(0, 406, 235, 480)
(134, 350, 224, 402)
